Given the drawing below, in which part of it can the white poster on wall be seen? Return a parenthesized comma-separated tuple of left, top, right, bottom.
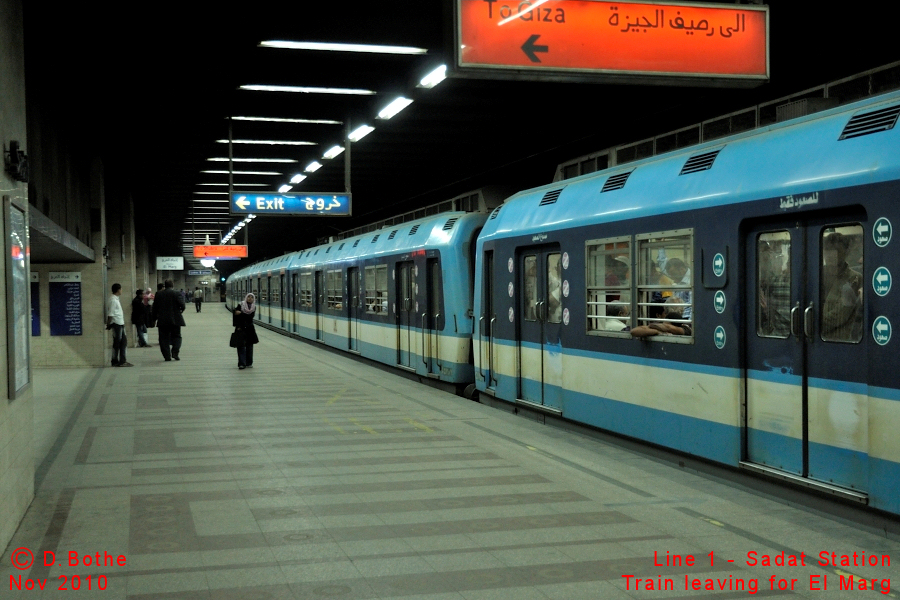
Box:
(156, 256, 184, 271)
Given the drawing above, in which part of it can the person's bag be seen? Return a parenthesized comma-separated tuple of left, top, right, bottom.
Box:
(229, 328, 245, 348)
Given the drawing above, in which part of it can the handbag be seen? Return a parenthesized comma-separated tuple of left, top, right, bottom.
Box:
(229, 328, 245, 348)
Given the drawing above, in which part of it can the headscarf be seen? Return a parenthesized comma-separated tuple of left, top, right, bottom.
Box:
(240, 293, 256, 315)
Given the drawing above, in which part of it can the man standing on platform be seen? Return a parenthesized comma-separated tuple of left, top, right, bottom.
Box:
(106, 283, 133, 367)
(151, 279, 186, 361)
(193, 286, 203, 312)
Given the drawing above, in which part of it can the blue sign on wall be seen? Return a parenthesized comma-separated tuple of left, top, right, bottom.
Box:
(49, 272, 82, 336)
(231, 193, 351, 216)
(31, 275, 40, 336)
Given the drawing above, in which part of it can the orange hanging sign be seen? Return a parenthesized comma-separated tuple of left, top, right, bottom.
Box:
(456, 0, 768, 83)
(193, 245, 248, 259)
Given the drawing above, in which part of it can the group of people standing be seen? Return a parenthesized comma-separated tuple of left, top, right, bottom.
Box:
(107, 282, 259, 369)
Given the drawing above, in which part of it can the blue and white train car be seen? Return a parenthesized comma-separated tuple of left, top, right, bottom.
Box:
(474, 91, 900, 514)
(228, 211, 486, 385)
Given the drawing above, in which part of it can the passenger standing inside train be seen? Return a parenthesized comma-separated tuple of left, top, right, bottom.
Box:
(151, 279, 186, 361)
(106, 283, 132, 367)
(233, 293, 259, 369)
(821, 232, 863, 342)
(758, 243, 791, 337)
(131, 289, 150, 347)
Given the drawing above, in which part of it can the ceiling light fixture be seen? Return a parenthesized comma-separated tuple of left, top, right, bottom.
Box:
(419, 65, 447, 88)
(305, 161, 322, 173)
(290, 174, 307, 184)
(207, 157, 298, 163)
(202, 170, 282, 175)
(199, 182, 269, 187)
(240, 84, 375, 96)
(348, 125, 374, 142)
(278, 185, 293, 193)
(260, 40, 428, 55)
(231, 116, 342, 125)
(216, 139, 316, 146)
(322, 145, 345, 159)
(378, 97, 413, 119)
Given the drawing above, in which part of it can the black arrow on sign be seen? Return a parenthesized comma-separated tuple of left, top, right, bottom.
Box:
(521, 34, 548, 63)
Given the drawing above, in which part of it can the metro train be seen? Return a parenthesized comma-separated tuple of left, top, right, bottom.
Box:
(227, 89, 900, 517)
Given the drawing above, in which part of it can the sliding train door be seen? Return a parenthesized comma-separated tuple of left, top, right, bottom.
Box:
(517, 246, 563, 411)
(315, 270, 324, 341)
(744, 216, 868, 493)
(480, 251, 498, 391)
(348, 267, 360, 352)
(423, 258, 442, 377)
(397, 261, 416, 369)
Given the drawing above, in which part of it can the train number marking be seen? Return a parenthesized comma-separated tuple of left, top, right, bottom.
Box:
(714, 326, 726, 349)
(873, 267, 891, 297)
(714, 291, 726, 313)
(873, 316, 892, 346)
(873, 217, 892, 247)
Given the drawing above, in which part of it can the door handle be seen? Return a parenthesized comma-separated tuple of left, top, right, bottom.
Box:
(790, 302, 801, 339)
(803, 302, 814, 341)
(478, 317, 485, 380)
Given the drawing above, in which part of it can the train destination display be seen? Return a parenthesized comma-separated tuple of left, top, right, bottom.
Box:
(456, 0, 769, 85)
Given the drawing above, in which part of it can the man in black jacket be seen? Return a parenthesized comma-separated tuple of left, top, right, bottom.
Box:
(131, 289, 151, 347)
(151, 279, 186, 361)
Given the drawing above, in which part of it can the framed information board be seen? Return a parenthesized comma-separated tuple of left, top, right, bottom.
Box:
(5, 196, 31, 399)
(49, 272, 82, 336)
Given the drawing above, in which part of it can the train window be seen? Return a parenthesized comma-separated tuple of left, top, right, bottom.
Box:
(327, 270, 343, 310)
(757, 231, 792, 338)
(524, 255, 538, 321)
(820, 225, 863, 343)
(547, 254, 562, 324)
(365, 264, 388, 314)
(300, 272, 313, 308)
(586, 237, 632, 334)
(636, 230, 693, 338)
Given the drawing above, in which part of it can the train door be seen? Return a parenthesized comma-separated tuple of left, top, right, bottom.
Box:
(279, 274, 286, 328)
(423, 258, 441, 376)
(315, 270, 324, 341)
(348, 267, 360, 352)
(291, 273, 299, 333)
(397, 261, 416, 369)
(266, 276, 272, 324)
(480, 251, 498, 391)
(518, 247, 563, 411)
(744, 217, 868, 493)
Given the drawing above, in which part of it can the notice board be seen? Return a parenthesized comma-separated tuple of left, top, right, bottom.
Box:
(49, 272, 82, 336)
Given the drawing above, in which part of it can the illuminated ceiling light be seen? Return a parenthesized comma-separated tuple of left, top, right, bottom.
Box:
(199, 182, 269, 187)
(231, 116, 342, 125)
(348, 125, 374, 142)
(260, 40, 428, 55)
(378, 97, 413, 119)
(305, 161, 322, 173)
(278, 185, 292, 193)
(240, 84, 375, 96)
(216, 139, 316, 146)
(200, 259, 216, 268)
(322, 145, 345, 159)
(193, 191, 229, 195)
(207, 157, 298, 163)
(202, 170, 282, 175)
(290, 173, 307, 184)
(419, 65, 447, 88)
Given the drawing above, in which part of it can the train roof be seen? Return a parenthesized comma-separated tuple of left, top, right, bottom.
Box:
(229, 211, 486, 280)
(481, 90, 900, 241)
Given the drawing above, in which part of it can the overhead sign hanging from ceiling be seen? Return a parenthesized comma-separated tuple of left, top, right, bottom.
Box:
(455, 0, 769, 86)
(231, 193, 351, 216)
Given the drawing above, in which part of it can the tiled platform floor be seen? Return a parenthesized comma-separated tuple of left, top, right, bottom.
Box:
(3, 306, 899, 599)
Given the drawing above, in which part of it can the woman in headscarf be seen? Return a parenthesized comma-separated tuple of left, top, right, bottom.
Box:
(233, 293, 260, 369)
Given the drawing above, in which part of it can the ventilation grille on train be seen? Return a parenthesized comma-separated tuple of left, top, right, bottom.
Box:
(409, 225, 420, 235)
(601, 171, 633, 192)
(539, 188, 563, 206)
(443, 217, 459, 231)
(338, 243, 344, 251)
(371, 234, 380, 243)
(352, 240, 360, 248)
(325, 246, 331, 253)
(680, 149, 722, 175)
(489, 206, 502, 220)
(388, 230, 398, 240)
(839, 104, 900, 140)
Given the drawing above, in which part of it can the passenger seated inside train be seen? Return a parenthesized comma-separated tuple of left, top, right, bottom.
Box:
(630, 298, 692, 338)
(600, 304, 630, 331)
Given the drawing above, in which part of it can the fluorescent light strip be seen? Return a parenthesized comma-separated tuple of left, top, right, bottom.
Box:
(216, 139, 316, 146)
(199, 183, 269, 187)
(278, 185, 292, 193)
(290, 174, 307, 184)
(323, 145, 345, 159)
(419, 65, 447, 88)
(305, 161, 322, 173)
(241, 84, 375, 96)
(207, 157, 298, 163)
(231, 116, 342, 125)
(202, 170, 282, 175)
(378, 97, 413, 119)
(348, 125, 374, 142)
(260, 40, 427, 55)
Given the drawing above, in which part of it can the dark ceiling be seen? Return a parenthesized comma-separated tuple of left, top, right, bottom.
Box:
(24, 2, 899, 278)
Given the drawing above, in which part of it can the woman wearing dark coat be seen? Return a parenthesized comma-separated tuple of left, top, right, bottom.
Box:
(233, 293, 259, 369)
